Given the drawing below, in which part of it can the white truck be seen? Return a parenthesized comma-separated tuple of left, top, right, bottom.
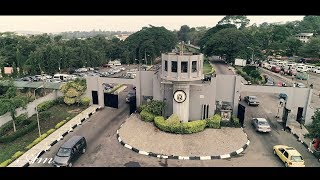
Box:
(235, 59, 247, 67)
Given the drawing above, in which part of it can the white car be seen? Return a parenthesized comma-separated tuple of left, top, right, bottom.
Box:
(296, 82, 306, 88)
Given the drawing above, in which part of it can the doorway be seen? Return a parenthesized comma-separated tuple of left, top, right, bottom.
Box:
(92, 91, 98, 105)
(296, 107, 304, 123)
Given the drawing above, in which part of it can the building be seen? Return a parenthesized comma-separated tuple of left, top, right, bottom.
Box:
(108, 60, 121, 66)
(0, 67, 19, 78)
(86, 52, 314, 125)
(295, 33, 314, 43)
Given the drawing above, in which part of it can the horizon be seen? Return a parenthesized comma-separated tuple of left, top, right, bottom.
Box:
(0, 16, 305, 34)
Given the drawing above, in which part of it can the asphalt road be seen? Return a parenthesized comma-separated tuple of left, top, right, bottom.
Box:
(210, 60, 235, 75)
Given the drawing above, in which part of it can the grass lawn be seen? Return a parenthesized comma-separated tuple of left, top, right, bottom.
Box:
(203, 61, 214, 75)
(0, 104, 87, 163)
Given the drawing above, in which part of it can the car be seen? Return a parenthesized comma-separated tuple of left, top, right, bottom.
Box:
(126, 90, 136, 103)
(53, 136, 87, 167)
(273, 145, 305, 167)
(296, 82, 306, 88)
(244, 95, 260, 106)
(279, 93, 288, 100)
(252, 118, 271, 132)
(246, 81, 252, 85)
(296, 72, 308, 80)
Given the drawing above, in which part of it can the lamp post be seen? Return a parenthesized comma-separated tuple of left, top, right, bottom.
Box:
(35, 106, 41, 137)
(247, 47, 254, 64)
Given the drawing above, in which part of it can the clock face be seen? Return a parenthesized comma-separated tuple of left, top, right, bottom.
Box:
(173, 90, 187, 103)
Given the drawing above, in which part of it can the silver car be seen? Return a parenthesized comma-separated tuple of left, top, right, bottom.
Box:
(252, 118, 271, 132)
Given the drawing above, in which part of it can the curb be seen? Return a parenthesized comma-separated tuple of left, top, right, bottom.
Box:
(116, 121, 250, 160)
(9, 105, 103, 167)
(286, 126, 320, 162)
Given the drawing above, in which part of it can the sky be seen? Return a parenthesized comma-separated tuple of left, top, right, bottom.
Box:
(0, 16, 305, 33)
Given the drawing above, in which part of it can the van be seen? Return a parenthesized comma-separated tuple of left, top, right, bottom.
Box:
(53, 136, 87, 167)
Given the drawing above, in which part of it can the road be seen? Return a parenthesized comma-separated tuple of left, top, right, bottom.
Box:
(209, 59, 235, 75)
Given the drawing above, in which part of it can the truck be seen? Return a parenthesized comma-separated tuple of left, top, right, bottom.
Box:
(235, 59, 247, 67)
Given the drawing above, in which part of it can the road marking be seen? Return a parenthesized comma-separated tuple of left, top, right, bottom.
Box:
(200, 156, 211, 160)
(117, 137, 122, 142)
(178, 156, 190, 160)
(236, 148, 244, 154)
(138, 151, 149, 155)
(246, 140, 250, 146)
(124, 144, 132, 149)
(220, 154, 231, 159)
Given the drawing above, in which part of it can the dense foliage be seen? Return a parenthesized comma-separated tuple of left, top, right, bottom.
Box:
(60, 78, 86, 105)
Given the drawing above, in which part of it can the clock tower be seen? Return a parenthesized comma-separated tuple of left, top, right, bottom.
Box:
(161, 50, 204, 122)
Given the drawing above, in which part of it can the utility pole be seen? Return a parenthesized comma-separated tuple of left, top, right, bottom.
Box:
(144, 51, 147, 65)
(35, 106, 41, 137)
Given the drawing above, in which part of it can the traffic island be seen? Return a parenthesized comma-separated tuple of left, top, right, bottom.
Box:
(117, 114, 250, 160)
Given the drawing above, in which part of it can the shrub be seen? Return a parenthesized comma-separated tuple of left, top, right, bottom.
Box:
(54, 96, 64, 105)
(15, 113, 28, 126)
(25, 133, 48, 150)
(0, 159, 12, 167)
(206, 114, 221, 128)
(46, 129, 55, 135)
(0, 120, 15, 136)
(140, 109, 155, 122)
(11, 151, 24, 160)
(220, 120, 234, 127)
(154, 116, 206, 134)
(64, 97, 76, 105)
(181, 120, 206, 134)
(137, 104, 146, 113)
(144, 100, 166, 116)
(0, 121, 38, 143)
(37, 100, 55, 112)
(80, 97, 90, 106)
(55, 120, 67, 129)
(66, 117, 71, 121)
(39, 111, 51, 120)
(166, 114, 181, 124)
(232, 116, 241, 128)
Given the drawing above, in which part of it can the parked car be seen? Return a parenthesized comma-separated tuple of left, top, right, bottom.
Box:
(296, 82, 306, 88)
(126, 89, 136, 103)
(252, 118, 271, 132)
(53, 136, 87, 167)
(244, 96, 259, 106)
(296, 72, 308, 80)
(271, 66, 281, 73)
(273, 145, 305, 167)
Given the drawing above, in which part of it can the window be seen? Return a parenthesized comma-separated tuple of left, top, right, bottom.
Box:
(181, 61, 188, 73)
(172, 61, 177, 72)
(164, 60, 168, 71)
(283, 151, 289, 158)
(192, 61, 197, 72)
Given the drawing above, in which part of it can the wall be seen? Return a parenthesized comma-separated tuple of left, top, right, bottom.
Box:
(188, 81, 216, 121)
(0, 90, 63, 127)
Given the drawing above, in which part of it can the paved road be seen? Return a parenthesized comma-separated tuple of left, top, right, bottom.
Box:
(210, 60, 235, 75)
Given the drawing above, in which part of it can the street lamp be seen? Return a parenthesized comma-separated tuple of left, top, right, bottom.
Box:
(247, 47, 254, 64)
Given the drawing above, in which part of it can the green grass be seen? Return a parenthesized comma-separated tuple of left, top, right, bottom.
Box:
(203, 61, 214, 75)
(0, 104, 86, 163)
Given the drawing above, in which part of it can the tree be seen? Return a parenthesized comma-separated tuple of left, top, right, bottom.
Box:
(218, 15, 250, 29)
(0, 84, 27, 132)
(201, 28, 252, 63)
(60, 78, 87, 105)
(1, 64, 5, 78)
(177, 25, 190, 42)
(299, 37, 320, 58)
(284, 37, 303, 56)
(308, 109, 320, 139)
(125, 25, 177, 62)
(12, 62, 18, 78)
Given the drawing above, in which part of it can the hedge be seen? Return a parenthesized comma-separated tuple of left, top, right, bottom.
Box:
(46, 128, 55, 135)
(220, 120, 234, 127)
(140, 109, 156, 122)
(80, 97, 90, 106)
(11, 151, 24, 160)
(39, 111, 51, 119)
(154, 116, 206, 134)
(232, 116, 241, 128)
(206, 114, 221, 129)
(137, 104, 147, 113)
(55, 120, 67, 129)
(0, 121, 38, 143)
(25, 133, 48, 150)
(37, 100, 55, 112)
(0, 159, 12, 167)
(144, 100, 166, 116)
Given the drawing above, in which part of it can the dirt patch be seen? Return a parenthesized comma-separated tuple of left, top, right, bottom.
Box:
(68, 108, 83, 114)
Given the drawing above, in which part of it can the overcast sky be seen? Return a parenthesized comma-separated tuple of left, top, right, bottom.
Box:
(0, 16, 305, 33)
